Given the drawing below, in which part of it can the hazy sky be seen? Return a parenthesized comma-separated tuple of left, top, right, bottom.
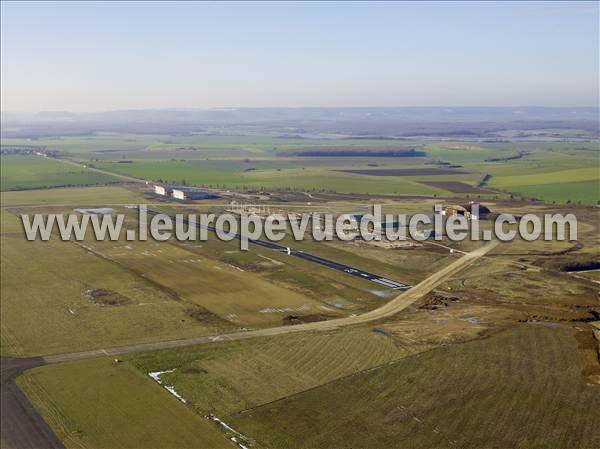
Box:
(1, 1, 598, 112)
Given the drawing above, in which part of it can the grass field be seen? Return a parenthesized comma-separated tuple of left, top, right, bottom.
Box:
(19, 324, 597, 449)
(3, 133, 597, 203)
(478, 149, 599, 204)
(500, 180, 599, 204)
(127, 326, 430, 416)
(230, 325, 600, 449)
(486, 166, 599, 203)
(161, 232, 411, 315)
(1, 155, 119, 190)
(84, 225, 326, 327)
(94, 160, 453, 196)
(0, 211, 232, 356)
(1, 185, 452, 355)
(2, 130, 598, 449)
(88, 140, 598, 203)
(16, 358, 232, 449)
(0, 185, 145, 206)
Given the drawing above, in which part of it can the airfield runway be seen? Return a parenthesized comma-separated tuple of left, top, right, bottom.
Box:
(147, 209, 410, 291)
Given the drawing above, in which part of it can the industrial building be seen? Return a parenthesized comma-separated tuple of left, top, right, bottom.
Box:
(172, 187, 218, 200)
(154, 185, 173, 196)
(153, 184, 219, 201)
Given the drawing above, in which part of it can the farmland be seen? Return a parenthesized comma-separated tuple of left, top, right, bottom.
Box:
(15, 311, 599, 449)
(1, 0, 598, 445)
(5, 196, 597, 447)
(1, 128, 598, 449)
(0, 185, 146, 207)
(230, 325, 600, 449)
(3, 133, 598, 203)
(0, 155, 119, 190)
(127, 326, 431, 416)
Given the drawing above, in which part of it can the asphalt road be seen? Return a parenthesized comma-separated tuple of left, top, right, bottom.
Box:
(0, 358, 65, 449)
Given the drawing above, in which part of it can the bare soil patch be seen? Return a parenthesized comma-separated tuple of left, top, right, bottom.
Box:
(184, 305, 231, 326)
(282, 147, 424, 157)
(334, 168, 468, 176)
(282, 314, 334, 325)
(418, 181, 491, 193)
(83, 289, 130, 306)
(419, 291, 461, 310)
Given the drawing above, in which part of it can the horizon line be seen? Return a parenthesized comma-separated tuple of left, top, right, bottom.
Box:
(3, 105, 599, 115)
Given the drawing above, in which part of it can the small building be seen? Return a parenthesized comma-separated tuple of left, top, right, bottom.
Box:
(442, 202, 491, 220)
(462, 202, 491, 220)
(154, 185, 173, 196)
(171, 187, 218, 201)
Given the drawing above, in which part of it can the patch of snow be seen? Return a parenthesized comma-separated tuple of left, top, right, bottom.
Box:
(148, 369, 175, 382)
(325, 298, 352, 309)
(209, 415, 251, 449)
(460, 317, 481, 325)
(368, 289, 393, 298)
(147, 369, 186, 403)
(318, 305, 335, 312)
(211, 415, 236, 433)
(74, 208, 115, 215)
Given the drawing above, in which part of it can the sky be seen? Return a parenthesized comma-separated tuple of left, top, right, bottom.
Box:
(1, 1, 598, 112)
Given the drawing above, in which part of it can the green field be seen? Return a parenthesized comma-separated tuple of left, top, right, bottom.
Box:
(83, 228, 326, 328)
(3, 134, 598, 203)
(486, 167, 599, 203)
(503, 180, 599, 204)
(1, 155, 119, 190)
(0, 185, 146, 206)
(128, 326, 430, 416)
(15, 325, 430, 449)
(230, 325, 600, 449)
(16, 358, 232, 449)
(94, 160, 452, 196)
(19, 324, 599, 449)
